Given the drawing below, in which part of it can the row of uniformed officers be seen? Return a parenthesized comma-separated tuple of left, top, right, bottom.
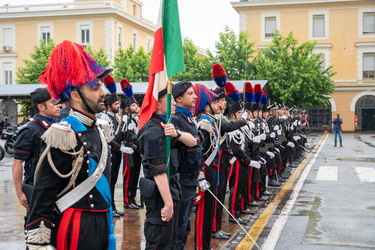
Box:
(16, 40, 309, 250)
(137, 80, 309, 250)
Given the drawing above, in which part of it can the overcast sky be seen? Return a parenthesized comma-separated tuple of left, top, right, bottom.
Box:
(0, 0, 239, 52)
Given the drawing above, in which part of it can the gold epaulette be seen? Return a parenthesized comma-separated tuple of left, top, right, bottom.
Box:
(41, 121, 77, 151)
(197, 119, 213, 133)
(96, 118, 112, 143)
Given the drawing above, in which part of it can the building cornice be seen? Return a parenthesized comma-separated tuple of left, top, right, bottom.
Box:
(355, 42, 375, 47)
(334, 85, 375, 91)
(0, 2, 157, 32)
(231, 0, 372, 10)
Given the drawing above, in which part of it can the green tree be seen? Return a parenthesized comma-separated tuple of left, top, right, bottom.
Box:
(85, 46, 111, 68)
(16, 39, 56, 118)
(173, 38, 212, 81)
(212, 26, 256, 80)
(113, 46, 150, 82)
(254, 31, 335, 108)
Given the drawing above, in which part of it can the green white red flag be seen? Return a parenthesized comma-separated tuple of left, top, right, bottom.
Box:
(138, 0, 185, 129)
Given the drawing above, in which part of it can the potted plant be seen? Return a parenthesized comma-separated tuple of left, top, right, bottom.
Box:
(322, 125, 329, 134)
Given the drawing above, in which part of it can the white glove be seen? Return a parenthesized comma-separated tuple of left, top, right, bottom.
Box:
(293, 136, 300, 141)
(260, 133, 266, 141)
(274, 148, 280, 153)
(277, 130, 282, 136)
(253, 135, 261, 143)
(199, 179, 211, 191)
(270, 132, 276, 138)
(120, 146, 134, 154)
(26, 245, 56, 250)
(266, 151, 275, 158)
(293, 120, 298, 127)
(287, 141, 295, 148)
(241, 110, 248, 120)
(249, 160, 261, 169)
(274, 125, 279, 131)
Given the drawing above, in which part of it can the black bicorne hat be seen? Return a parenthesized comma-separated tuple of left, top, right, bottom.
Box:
(212, 87, 226, 100)
(104, 92, 118, 106)
(121, 96, 136, 109)
(227, 101, 242, 115)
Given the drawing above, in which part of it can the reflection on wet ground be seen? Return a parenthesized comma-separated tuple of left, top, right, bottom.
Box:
(336, 158, 375, 163)
(115, 191, 263, 250)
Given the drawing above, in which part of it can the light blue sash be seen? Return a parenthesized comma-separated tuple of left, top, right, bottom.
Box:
(63, 116, 116, 250)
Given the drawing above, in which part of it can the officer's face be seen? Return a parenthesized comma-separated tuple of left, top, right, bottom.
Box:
(247, 111, 253, 120)
(158, 95, 176, 115)
(218, 98, 227, 112)
(234, 110, 242, 119)
(130, 103, 138, 113)
(41, 98, 61, 119)
(76, 80, 106, 115)
(178, 87, 196, 109)
(110, 101, 120, 114)
(207, 100, 221, 114)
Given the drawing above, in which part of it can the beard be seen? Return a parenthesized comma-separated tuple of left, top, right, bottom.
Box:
(82, 96, 105, 114)
(110, 106, 119, 114)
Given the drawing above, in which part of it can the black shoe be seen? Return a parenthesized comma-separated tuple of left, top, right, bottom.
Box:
(113, 209, 125, 216)
(113, 211, 120, 218)
(211, 231, 229, 240)
(280, 173, 290, 179)
(124, 203, 140, 209)
(288, 163, 298, 168)
(229, 217, 249, 224)
(132, 202, 141, 208)
(268, 180, 282, 187)
(219, 230, 231, 237)
(340, 145, 343, 147)
(262, 190, 273, 196)
(256, 196, 268, 201)
(278, 177, 286, 182)
(246, 201, 260, 207)
(241, 209, 255, 215)
(333, 145, 337, 147)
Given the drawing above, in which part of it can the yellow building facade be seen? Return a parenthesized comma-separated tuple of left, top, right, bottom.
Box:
(0, 0, 156, 123)
(232, 0, 375, 131)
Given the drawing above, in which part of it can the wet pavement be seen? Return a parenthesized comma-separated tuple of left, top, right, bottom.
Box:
(0, 134, 322, 250)
(254, 132, 375, 250)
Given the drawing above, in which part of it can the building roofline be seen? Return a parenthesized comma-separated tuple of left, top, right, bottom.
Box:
(0, 1, 157, 32)
(231, 0, 372, 10)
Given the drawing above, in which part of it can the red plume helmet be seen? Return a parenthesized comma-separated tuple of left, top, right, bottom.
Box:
(39, 40, 108, 100)
(211, 63, 227, 88)
(224, 81, 240, 102)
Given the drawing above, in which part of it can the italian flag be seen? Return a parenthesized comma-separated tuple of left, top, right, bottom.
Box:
(138, 0, 185, 129)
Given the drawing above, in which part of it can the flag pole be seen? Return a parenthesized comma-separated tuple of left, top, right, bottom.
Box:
(165, 78, 173, 181)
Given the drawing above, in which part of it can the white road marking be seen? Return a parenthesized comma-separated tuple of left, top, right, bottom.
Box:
(316, 166, 338, 181)
(262, 134, 329, 250)
(355, 167, 375, 182)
